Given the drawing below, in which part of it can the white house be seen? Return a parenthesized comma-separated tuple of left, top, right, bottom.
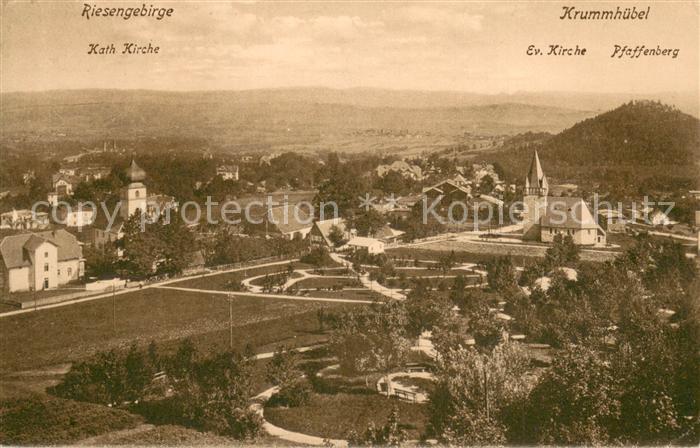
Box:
(0, 229, 84, 292)
(650, 210, 677, 226)
(51, 173, 77, 197)
(346, 236, 385, 254)
(216, 165, 239, 181)
(55, 205, 96, 228)
(0, 209, 50, 230)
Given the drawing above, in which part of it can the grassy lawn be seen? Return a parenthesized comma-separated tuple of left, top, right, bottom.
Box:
(170, 262, 312, 291)
(302, 289, 387, 302)
(387, 246, 541, 265)
(0, 287, 357, 373)
(249, 271, 303, 287)
(0, 393, 143, 445)
(295, 277, 362, 289)
(264, 392, 429, 440)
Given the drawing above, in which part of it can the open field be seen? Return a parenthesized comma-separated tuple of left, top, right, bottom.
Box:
(0, 287, 353, 373)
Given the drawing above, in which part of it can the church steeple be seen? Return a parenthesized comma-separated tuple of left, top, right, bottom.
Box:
(525, 150, 548, 196)
(120, 158, 147, 219)
(125, 158, 146, 183)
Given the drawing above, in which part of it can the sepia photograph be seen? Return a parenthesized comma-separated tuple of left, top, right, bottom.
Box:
(0, 0, 698, 446)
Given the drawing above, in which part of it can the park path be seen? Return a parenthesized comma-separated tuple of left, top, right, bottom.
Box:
(329, 253, 406, 300)
(250, 385, 348, 447)
(243, 268, 354, 294)
(0, 259, 299, 319)
(155, 285, 374, 305)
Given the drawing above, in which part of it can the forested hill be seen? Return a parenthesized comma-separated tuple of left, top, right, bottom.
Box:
(485, 101, 700, 191)
(545, 101, 699, 166)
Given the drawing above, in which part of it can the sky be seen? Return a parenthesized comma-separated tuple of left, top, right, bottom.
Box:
(1, 1, 698, 94)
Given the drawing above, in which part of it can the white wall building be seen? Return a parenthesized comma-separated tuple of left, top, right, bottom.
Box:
(0, 229, 84, 292)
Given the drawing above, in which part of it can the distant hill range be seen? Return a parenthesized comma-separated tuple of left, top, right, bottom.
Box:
(1, 88, 697, 160)
(485, 100, 700, 190)
(0, 89, 594, 145)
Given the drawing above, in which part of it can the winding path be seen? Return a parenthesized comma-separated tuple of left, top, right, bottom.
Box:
(154, 285, 374, 305)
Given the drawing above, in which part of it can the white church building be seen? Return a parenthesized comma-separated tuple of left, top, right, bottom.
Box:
(522, 151, 606, 246)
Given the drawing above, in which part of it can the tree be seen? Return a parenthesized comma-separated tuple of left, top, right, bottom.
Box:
(438, 250, 456, 276)
(328, 224, 347, 247)
(405, 285, 452, 338)
(266, 347, 301, 389)
(347, 407, 408, 446)
(478, 174, 495, 194)
(527, 344, 619, 445)
(486, 256, 518, 295)
(351, 208, 386, 237)
(266, 347, 310, 407)
(172, 349, 262, 439)
(428, 342, 530, 444)
(544, 234, 580, 270)
(330, 301, 411, 392)
(51, 344, 156, 406)
(84, 243, 120, 279)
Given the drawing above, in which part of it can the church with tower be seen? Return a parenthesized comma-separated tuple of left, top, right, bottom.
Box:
(521, 151, 605, 246)
(120, 159, 148, 219)
(91, 159, 176, 250)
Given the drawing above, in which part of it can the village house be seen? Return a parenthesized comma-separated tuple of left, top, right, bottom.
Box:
(375, 160, 423, 180)
(54, 205, 96, 228)
(308, 218, 352, 250)
(51, 172, 78, 197)
(216, 165, 239, 181)
(422, 176, 472, 207)
(649, 209, 677, 226)
(372, 225, 405, 246)
(0, 229, 84, 292)
(259, 205, 314, 240)
(522, 151, 606, 246)
(79, 165, 111, 182)
(345, 236, 385, 254)
(0, 209, 50, 231)
(471, 162, 500, 184)
(598, 209, 628, 233)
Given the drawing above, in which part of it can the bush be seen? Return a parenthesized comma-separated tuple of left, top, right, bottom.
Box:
(268, 378, 312, 408)
(50, 344, 155, 406)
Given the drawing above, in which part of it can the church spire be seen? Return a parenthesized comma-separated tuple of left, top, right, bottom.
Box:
(125, 158, 146, 183)
(525, 150, 548, 195)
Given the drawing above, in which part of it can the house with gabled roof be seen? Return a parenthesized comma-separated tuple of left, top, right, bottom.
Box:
(0, 229, 84, 292)
(422, 177, 472, 207)
(263, 205, 314, 240)
(308, 218, 352, 250)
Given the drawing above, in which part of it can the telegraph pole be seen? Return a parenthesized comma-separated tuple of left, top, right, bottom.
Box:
(483, 364, 490, 420)
(112, 284, 116, 334)
(228, 293, 234, 349)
